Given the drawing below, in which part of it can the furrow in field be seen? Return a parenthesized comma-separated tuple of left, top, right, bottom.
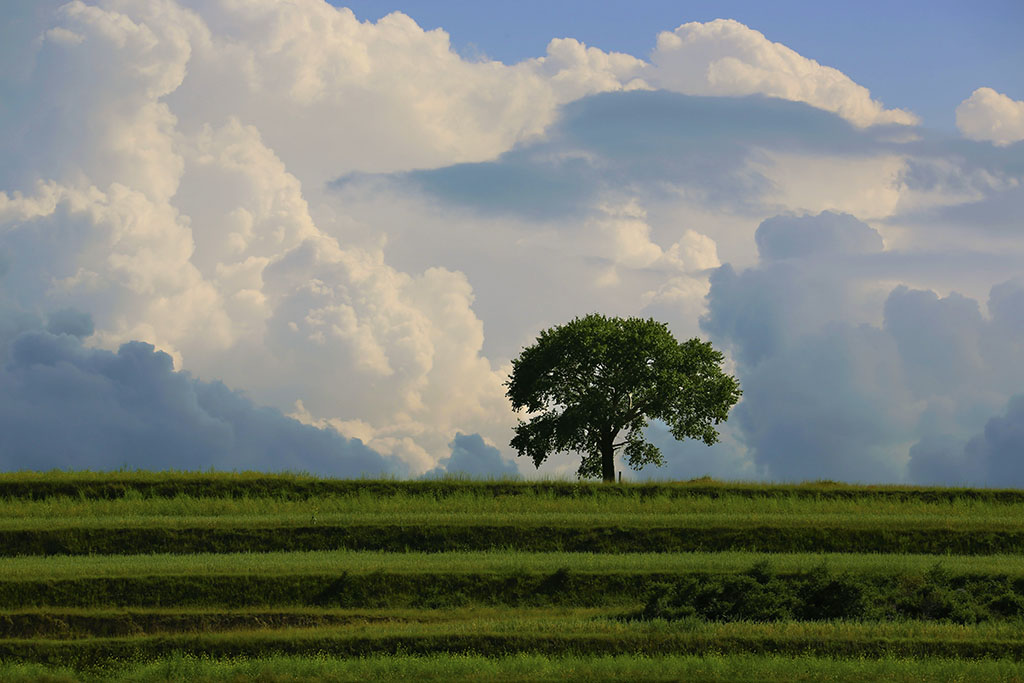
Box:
(4, 523, 1024, 556)
(3, 627, 1024, 668)
(4, 549, 1024, 579)
(2, 610, 1021, 641)
(0, 606, 608, 639)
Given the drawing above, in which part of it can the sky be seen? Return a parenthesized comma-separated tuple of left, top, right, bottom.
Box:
(1, 0, 1023, 485)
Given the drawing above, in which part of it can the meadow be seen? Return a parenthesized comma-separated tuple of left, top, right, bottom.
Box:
(1, 472, 1023, 681)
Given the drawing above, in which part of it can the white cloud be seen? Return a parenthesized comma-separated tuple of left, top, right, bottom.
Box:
(956, 87, 1024, 146)
(649, 19, 918, 128)
(749, 151, 907, 221)
(161, 1, 647, 185)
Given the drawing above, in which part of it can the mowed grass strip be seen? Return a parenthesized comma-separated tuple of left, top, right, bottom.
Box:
(4, 491, 1022, 529)
(6, 653, 1024, 683)
(3, 620, 1024, 669)
(6, 523, 1024, 556)
(3, 471, 1024, 503)
(4, 606, 1024, 640)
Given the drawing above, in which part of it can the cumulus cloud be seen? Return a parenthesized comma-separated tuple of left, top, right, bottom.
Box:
(0, 311, 401, 475)
(702, 212, 1024, 484)
(956, 87, 1024, 146)
(0, 0, 521, 474)
(163, 0, 648, 183)
(648, 19, 918, 127)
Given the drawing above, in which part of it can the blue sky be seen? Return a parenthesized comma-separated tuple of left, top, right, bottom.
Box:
(0, 1, 1022, 484)
(335, 0, 1024, 131)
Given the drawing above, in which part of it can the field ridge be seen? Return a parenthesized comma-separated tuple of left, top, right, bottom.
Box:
(2, 472, 1023, 680)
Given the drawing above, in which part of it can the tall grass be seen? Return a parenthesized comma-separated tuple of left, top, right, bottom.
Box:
(4, 621, 1024, 671)
(5, 613, 1024, 640)
(3, 471, 1022, 503)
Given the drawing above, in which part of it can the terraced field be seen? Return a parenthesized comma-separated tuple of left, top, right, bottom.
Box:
(1, 472, 1023, 681)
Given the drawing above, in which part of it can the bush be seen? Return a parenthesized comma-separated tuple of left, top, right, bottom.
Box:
(637, 562, 1024, 624)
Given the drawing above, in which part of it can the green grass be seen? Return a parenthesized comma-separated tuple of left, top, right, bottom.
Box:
(3, 490, 1021, 530)
(4, 619, 1024, 669)
(3, 549, 1023, 580)
(0, 606, 609, 639)
(3, 471, 1023, 503)
(4, 652, 1024, 683)
(3, 609, 1023, 640)
(3, 471, 1024, 677)
(7, 523, 1024, 556)
(2, 551, 1021, 618)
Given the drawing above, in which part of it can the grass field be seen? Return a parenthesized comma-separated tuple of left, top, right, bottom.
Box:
(5, 490, 1023, 528)
(1, 472, 1023, 681)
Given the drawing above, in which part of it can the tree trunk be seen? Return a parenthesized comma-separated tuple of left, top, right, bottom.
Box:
(600, 432, 616, 483)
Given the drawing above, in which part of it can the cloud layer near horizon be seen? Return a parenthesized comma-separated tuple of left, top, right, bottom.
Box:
(0, 309, 402, 474)
(1, 1, 1021, 482)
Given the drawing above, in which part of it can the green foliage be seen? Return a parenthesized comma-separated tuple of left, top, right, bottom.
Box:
(637, 562, 1024, 625)
(506, 314, 741, 479)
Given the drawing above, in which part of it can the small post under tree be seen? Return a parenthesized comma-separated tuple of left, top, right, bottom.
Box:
(505, 314, 742, 482)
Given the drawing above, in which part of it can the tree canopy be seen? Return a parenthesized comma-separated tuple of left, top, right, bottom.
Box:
(505, 314, 741, 482)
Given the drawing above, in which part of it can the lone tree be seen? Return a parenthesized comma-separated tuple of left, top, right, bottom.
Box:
(506, 314, 741, 482)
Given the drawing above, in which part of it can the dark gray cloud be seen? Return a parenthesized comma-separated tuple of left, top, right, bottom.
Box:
(910, 396, 1024, 487)
(907, 184, 1024, 234)
(969, 396, 1024, 486)
(421, 432, 520, 479)
(907, 435, 976, 486)
(886, 136, 1024, 236)
(46, 308, 94, 338)
(335, 91, 896, 221)
(334, 91, 1024, 268)
(755, 211, 884, 261)
(701, 211, 1024, 484)
(635, 420, 753, 482)
(0, 311, 404, 476)
(729, 321, 913, 483)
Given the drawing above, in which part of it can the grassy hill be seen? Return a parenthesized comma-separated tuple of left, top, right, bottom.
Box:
(1, 472, 1023, 681)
